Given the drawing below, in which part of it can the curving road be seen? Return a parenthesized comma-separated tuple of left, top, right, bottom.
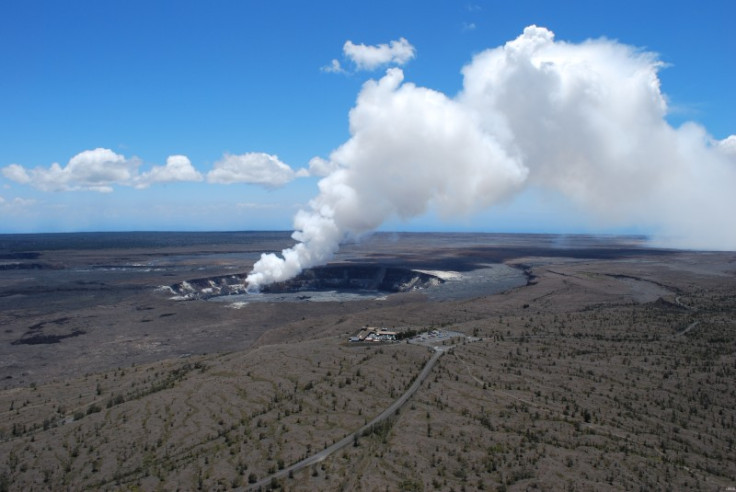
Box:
(246, 347, 446, 490)
(675, 320, 700, 337)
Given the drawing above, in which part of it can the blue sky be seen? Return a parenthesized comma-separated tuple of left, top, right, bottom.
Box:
(1, 0, 734, 234)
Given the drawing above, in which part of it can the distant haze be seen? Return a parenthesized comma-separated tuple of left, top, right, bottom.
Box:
(247, 26, 736, 289)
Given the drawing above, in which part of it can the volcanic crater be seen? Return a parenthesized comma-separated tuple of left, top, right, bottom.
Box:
(167, 263, 444, 300)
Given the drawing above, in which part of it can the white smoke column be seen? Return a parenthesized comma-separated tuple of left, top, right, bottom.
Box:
(458, 25, 736, 248)
(247, 25, 736, 289)
(246, 67, 527, 288)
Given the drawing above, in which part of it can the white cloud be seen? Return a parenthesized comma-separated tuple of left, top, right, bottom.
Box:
(2, 148, 140, 192)
(342, 37, 416, 71)
(3, 149, 207, 192)
(206, 152, 305, 187)
(3, 148, 307, 192)
(135, 155, 203, 188)
(1, 164, 31, 184)
(717, 135, 736, 159)
(307, 156, 341, 177)
(321, 59, 345, 74)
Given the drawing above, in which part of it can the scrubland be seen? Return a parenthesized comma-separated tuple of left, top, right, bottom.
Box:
(1, 252, 735, 491)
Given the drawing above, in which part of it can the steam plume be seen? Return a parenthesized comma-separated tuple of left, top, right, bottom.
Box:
(246, 25, 736, 289)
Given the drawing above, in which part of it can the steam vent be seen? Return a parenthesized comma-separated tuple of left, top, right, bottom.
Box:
(168, 264, 443, 300)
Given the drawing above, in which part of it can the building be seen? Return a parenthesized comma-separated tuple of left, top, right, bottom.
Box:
(350, 327, 398, 342)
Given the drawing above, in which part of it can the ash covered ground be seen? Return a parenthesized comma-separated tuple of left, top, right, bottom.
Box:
(0, 232, 676, 387)
(1, 232, 735, 490)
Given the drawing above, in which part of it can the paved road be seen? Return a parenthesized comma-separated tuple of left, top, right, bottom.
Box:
(674, 296, 691, 310)
(672, 296, 700, 338)
(246, 347, 446, 490)
(675, 320, 700, 337)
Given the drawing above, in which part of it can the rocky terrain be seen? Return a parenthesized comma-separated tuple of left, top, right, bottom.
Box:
(0, 233, 735, 491)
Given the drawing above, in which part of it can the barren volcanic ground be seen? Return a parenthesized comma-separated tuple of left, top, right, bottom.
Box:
(1, 232, 735, 491)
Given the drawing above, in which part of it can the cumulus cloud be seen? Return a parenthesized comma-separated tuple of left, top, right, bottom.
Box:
(2, 148, 140, 192)
(2, 164, 31, 185)
(321, 59, 345, 74)
(342, 37, 416, 71)
(206, 152, 306, 187)
(717, 135, 736, 158)
(456, 26, 736, 246)
(2, 149, 208, 192)
(307, 156, 341, 177)
(248, 25, 736, 288)
(3, 148, 306, 192)
(135, 155, 203, 188)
